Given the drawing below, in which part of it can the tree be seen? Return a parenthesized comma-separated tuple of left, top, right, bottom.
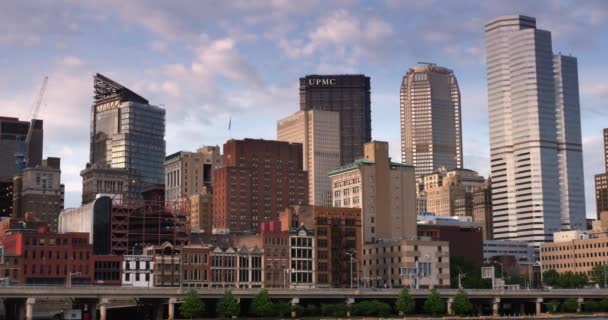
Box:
(249, 289, 274, 317)
(561, 298, 578, 313)
(543, 269, 560, 287)
(590, 264, 608, 288)
(180, 289, 205, 319)
(452, 289, 473, 316)
(272, 301, 292, 318)
(423, 288, 446, 316)
(557, 271, 588, 288)
(304, 304, 318, 316)
(600, 298, 608, 312)
(395, 288, 416, 315)
(217, 290, 240, 318)
(451, 257, 491, 289)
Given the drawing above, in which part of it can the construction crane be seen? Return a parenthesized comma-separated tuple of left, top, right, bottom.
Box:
(15, 76, 48, 174)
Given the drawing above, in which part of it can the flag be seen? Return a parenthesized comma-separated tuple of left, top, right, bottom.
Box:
(228, 116, 231, 131)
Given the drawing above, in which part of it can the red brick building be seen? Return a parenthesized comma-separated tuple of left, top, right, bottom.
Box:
(0, 231, 93, 285)
(181, 244, 212, 288)
(280, 205, 362, 288)
(260, 221, 290, 288)
(213, 139, 308, 233)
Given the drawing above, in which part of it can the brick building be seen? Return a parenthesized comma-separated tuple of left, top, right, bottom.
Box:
(260, 221, 290, 288)
(181, 244, 212, 288)
(213, 139, 307, 234)
(280, 205, 362, 288)
(0, 231, 92, 285)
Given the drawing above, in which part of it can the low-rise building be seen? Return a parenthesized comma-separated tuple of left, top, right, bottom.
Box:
(417, 214, 484, 267)
(540, 230, 608, 277)
(484, 240, 537, 263)
(210, 245, 263, 288)
(144, 242, 181, 287)
(362, 239, 450, 289)
(289, 226, 315, 288)
(122, 255, 153, 287)
(181, 244, 212, 288)
(260, 221, 289, 288)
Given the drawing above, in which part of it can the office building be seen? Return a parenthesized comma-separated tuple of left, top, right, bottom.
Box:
(595, 129, 608, 219)
(0, 117, 43, 180)
(279, 205, 362, 288)
(329, 141, 417, 244)
(189, 187, 213, 234)
(212, 139, 308, 234)
(362, 239, 450, 289)
(299, 75, 371, 165)
(418, 167, 485, 217)
(485, 15, 586, 244)
(260, 221, 290, 288)
(540, 230, 608, 277)
(0, 180, 13, 217)
(12, 157, 64, 230)
(277, 110, 340, 206)
(82, 73, 165, 203)
(417, 215, 484, 267)
(483, 240, 536, 263)
(164, 146, 222, 203)
(472, 180, 493, 240)
(400, 64, 463, 176)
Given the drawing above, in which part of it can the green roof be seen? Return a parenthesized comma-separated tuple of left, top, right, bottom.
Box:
(328, 159, 413, 176)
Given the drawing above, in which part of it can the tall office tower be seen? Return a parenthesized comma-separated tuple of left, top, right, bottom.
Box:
(81, 73, 166, 203)
(164, 146, 222, 203)
(0, 117, 43, 180)
(212, 139, 308, 234)
(594, 129, 608, 218)
(329, 141, 417, 244)
(12, 157, 64, 230)
(277, 110, 340, 206)
(400, 64, 463, 176)
(485, 15, 586, 244)
(299, 75, 371, 165)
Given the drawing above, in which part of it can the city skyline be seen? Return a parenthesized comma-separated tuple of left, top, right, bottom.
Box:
(1, 1, 608, 219)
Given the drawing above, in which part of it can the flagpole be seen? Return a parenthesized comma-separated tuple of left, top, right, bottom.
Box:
(228, 115, 232, 139)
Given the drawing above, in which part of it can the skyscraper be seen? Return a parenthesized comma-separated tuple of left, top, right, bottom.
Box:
(81, 73, 166, 202)
(484, 15, 585, 244)
(299, 75, 371, 165)
(277, 109, 340, 206)
(0, 117, 43, 180)
(594, 129, 608, 218)
(400, 63, 462, 176)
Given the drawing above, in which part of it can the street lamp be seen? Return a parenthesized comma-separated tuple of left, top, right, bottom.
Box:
(67, 272, 81, 288)
(345, 251, 356, 289)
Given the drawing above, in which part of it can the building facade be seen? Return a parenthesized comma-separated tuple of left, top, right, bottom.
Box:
(485, 15, 586, 244)
(417, 215, 484, 267)
(299, 75, 371, 165)
(122, 255, 154, 287)
(362, 239, 450, 288)
(400, 64, 463, 176)
(472, 180, 493, 240)
(12, 157, 64, 230)
(260, 221, 290, 288)
(540, 230, 608, 277)
(483, 240, 537, 263)
(0, 117, 43, 180)
(212, 139, 308, 234)
(329, 141, 417, 244)
(189, 187, 213, 234)
(0, 231, 93, 285)
(82, 73, 165, 203)
(181, 244, 212, 288)
(164, 146, 222, 203)
(279, 205, 362, 288)
(419, 168, 485, 217)
(595, 129, 608, 219)
(277, 110, 340, 206)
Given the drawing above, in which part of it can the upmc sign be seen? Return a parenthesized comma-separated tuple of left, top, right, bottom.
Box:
(308, 78, 337, 86)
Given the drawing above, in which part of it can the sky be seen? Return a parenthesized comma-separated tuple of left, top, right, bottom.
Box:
(1, 0, 608, 218)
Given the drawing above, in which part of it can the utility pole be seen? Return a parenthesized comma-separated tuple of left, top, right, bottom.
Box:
(346, 251, 355, 289)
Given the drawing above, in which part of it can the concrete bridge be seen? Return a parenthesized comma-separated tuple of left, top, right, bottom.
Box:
(2, 287, 607, 320)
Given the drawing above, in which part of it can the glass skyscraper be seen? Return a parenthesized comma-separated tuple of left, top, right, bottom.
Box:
(400, 63, 462, 176)
(484, 15, 585, 245)
(82, 74, 165, 202)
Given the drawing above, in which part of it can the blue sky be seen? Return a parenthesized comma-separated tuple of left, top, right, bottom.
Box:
(1, 0, 608, 217)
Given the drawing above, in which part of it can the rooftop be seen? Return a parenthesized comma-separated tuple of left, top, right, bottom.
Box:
(328, 158, 413, 176)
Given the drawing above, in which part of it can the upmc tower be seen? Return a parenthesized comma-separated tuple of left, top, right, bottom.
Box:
(299, 75, 371, 165)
